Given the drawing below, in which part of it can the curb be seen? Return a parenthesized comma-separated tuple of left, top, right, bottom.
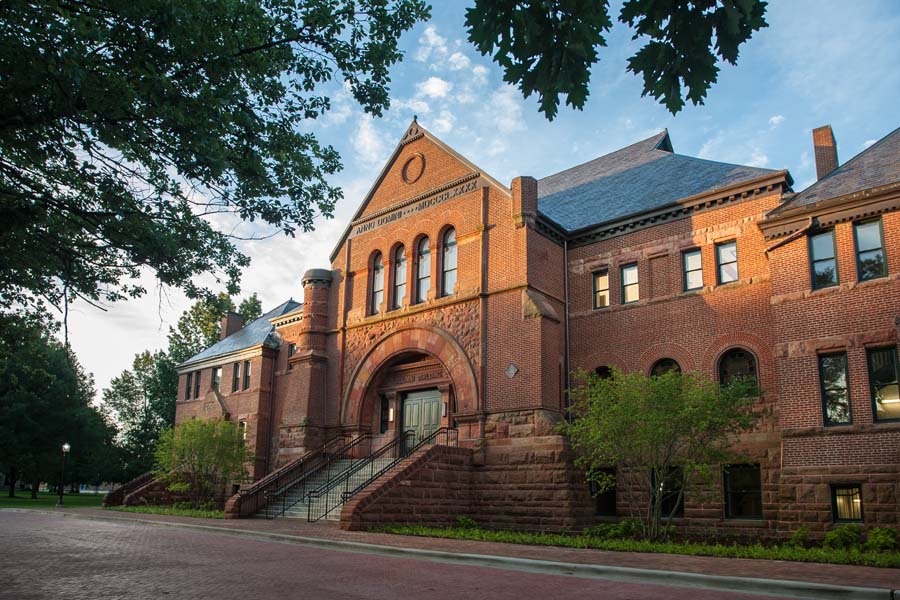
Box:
(3, 509, 895, 600)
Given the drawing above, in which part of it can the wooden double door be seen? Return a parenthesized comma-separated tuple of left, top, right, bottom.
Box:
(402, 388, 441, 443)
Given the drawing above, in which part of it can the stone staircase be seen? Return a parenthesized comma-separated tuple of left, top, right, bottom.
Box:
(264, 457, 395, 521)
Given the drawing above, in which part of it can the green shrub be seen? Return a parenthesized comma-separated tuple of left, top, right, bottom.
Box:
(584, 519, 642, 539)
(823, 525, 863, 550)
(865, 527, 900, 552)
(785, 526, 809, 548)
(454, 516, 479, 529)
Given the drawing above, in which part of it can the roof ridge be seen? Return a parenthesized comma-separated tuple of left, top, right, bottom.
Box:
(803, 125, 900, 190)
(538, 130, 670, 183)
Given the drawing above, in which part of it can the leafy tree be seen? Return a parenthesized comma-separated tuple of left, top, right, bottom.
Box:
(1, 0, 430, 319)
(561, 368, 760, 541)
(167, 292, 262, 364)
(102, 350, 177, 480)
(466, 0, 768, 118)
(0, 314, 110, 496)
(154, 419, 251, 509)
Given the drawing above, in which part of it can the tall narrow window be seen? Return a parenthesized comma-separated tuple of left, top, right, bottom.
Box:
(370, 252, 384, 314)
(441, 228, 457, 296)
(819, 353, 851, 425)
(719, 348, 757, 385)
(416, 237, 430, 303)
(212, 367, 222, 392)
(724, 464, 762, 519)
(287, 343, 296, 371)
(682, 249, 703, 291)
(854, 219, 887, 281)
(809, 230, 838, 289)
(621, 264, 639, 304)
(588, 468, 616, 516)
(867, 347, 900, 422)
(185, 373, 193, 401)
(243, 360, 251, 390)
(238, 420, 247, 441)
(652, 467, 684, 518)
(380, 395, 390, 434)
(392, 245, 406, 310)
(193, 371, 201, 398)
(232, 363, 240, 393)
(832, 485, 863, 522)
(592, 270, 609, 309)
(716, 241, 738, 284)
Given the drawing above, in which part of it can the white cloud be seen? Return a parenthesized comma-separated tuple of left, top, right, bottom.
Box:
(472, 65, 489, 83)
(414, 25, 448, 63)
(394, 98, 431, 115)
(481, 86, 525, 134)
(747, 150, 769, 168)
(768, 115, 785, 127)
(352, 117, 388, 165)
(863, 139, 877, 149)
(447, 52, 471, 71)
(416, 76, 452, 99)
(432, 110, 456, 134)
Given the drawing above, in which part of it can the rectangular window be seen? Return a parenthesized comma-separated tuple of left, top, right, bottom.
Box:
(212, 367, 222, 392)
(716, 240, 738, 284)
(682, 249, 703, 291)
(854, 219, 887, 281)
(243, 360, 251, 390)
(588, 468, 616, 516)
(185, 372, 193, 401)
(380, 395, 390, 434)
(724, 464, 762, 519)
(193, 370, 201, 398)
(819, 352, 851, 425)
(287, 343, 296, 371)
(238, 420, 247, 441)
(232, 363, 240, 393)
(621, 264, 639, 304)
(652, 467, 684, 518)
(867, 347, 900, 422)
(832, 485, 863, 522)
(592, 270, 609, 309)
(809, 230, 838, 289)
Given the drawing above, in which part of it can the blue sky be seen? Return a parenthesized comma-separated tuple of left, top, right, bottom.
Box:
(68, 0, 900, 396)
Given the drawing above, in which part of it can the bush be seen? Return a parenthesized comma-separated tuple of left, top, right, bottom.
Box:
(583, 519, 642, 540)
(785, 526, 809, 548)
(865, 527, 900, 552)
(823, 525, 863, 550)
(454, 516, 479, 529)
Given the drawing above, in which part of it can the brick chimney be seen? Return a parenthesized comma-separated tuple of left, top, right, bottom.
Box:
(220, 311, 244, 340)
(511, 176, 537, 228)
(813, 125, 839, 180)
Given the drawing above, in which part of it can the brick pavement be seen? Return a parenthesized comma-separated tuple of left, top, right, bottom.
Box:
(55, 508, 900, 590)
(0, 511, 790, 600)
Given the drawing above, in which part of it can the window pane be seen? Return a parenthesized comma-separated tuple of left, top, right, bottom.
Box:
(719, 349, 757, 384)
(810, 232, 835, 260)
(683, 249, 702, 272)
(833, 486, 862, 521)
(719, 262, 738, 283)
(717, 241, 737, 264)
(588, 468, 616, 516)
(869, 348, 900, 421)
(820, 353, 851, 425)
(685, 270, 704, 290)
(725, 464, 762, 518)
(594, 272, 609, 292)
(623, 284, 639, 303)
(651, 358, 681, 377)
(653, 467, 684, 518)
(442, 268, 456, 295)
(594, 291, 608, 308)
(593, 272, 609, 308)
(232, 364, 240, 392)
(858, 249, 885, 281)
(855, 221, 882, 252)
(243, 361, 250, 389)
(813, 259, 838, 288)
(417, 239, 430, 303)
(622, 265, 638, 285)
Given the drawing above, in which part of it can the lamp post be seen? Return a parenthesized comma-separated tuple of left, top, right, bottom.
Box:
(56, 443, 70, 508)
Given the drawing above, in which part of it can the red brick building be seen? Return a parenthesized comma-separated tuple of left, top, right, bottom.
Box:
(175, 119, 900, 535)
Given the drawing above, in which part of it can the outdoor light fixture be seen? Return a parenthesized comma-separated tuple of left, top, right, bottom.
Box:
(56, 442, 71, 508)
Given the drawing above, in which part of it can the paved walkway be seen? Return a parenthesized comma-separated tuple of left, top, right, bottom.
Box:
(52, 507, 900, 592)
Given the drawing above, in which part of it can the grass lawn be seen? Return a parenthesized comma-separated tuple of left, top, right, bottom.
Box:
(375, 524, 900, 569)
(0, 491, 105, 509)
(105, 505, 224, 519)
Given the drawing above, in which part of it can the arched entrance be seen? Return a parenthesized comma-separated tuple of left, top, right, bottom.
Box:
(341, 325, 479, 443)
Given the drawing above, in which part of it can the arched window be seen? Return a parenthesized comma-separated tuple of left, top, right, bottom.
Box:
(441, 228, 457, 297)
(594, 366, 612, 379)
(370, 252, 384, 315)
(719, 348, 757, 384)
(651, 358, 681, 377)
(392, 245, 406, 310)
(416, 237, 430, 304)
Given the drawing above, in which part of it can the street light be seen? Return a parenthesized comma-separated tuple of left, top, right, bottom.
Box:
(56, 443, 71, 508)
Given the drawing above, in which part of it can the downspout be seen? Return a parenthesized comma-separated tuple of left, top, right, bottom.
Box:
(264, 353, 276, 475)
(563, 238, 571, 422)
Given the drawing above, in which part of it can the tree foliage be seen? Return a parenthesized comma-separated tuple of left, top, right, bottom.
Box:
(0, 0, 430, 319)
(0, 314, 115, 496)
(561, 368, 760, 541)
(166, 292, 262, 364)
(154, 419, 250, 509)
(466, 0, 768, 118)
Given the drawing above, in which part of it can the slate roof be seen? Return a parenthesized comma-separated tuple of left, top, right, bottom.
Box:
(179, 299, 301, 368)
(769, 126, 900, 215)
(537, 131, 780, 232)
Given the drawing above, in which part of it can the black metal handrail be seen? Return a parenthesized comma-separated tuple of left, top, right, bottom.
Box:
(265, 433, 372, 519)
(234, 434, 350, 518)
(306, 427, 458, 522)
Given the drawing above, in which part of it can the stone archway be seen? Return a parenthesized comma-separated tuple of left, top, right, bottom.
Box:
(341, 324, 479, 429)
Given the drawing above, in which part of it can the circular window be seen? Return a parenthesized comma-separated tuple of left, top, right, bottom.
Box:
(650, 358, 681, 377)
(402, 153, 426, 184)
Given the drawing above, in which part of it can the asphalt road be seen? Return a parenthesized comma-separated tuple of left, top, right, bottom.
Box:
(0, 511, 786, 599)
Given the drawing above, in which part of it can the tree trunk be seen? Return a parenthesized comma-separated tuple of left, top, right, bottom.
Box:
(31, 479, 39, 499)
(7, 466, 15, 498)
